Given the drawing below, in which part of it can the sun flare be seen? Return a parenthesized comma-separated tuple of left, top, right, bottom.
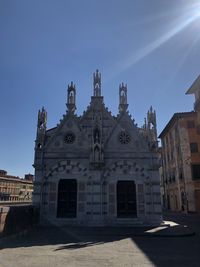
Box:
(119, 1, 200, 72)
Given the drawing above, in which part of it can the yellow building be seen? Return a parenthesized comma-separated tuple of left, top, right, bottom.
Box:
(0, 170, 33, 202)
(159, 76, 200, 213)
(186, 75, 200, 212)
(159, 112, 200, 212)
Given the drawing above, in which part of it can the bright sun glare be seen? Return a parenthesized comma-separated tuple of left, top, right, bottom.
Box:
(192, 2, 200, 17)
(119, 1, 200, 72)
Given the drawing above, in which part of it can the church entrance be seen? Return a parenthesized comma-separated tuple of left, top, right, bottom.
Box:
(57, 179, 77, 218)
(117, 181, 137, 218)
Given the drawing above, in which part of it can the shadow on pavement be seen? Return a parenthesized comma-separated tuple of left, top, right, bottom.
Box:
(163, 210, 200, 235)
(54, 241, 104, 251)
(0, 215, 200, 267)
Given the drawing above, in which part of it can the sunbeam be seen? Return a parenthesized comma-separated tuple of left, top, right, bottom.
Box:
(119, 2, 200, 72)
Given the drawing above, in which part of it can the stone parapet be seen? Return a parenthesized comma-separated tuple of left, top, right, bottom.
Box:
(0, 205, 39, 238)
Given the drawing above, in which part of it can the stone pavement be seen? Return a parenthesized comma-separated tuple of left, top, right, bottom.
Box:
(163, 210, 200, 236)
(0, 212, 199, 267)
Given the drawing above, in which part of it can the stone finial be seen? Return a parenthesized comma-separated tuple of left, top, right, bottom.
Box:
(146, 106, 158, 150)
(36, 106, 47, 149)
(93, 69, 101, 97)
(67, 81, 76, 113)
(118, 82, 128, 113)
(147, 106, 156, 128)
(37, 106, 47, 129)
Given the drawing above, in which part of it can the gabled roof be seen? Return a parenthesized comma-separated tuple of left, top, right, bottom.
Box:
(44, 112, 81, 149)
(46, 126, 57, 133)
(186, 75, 200, 94)
(158, 111, 196, 138)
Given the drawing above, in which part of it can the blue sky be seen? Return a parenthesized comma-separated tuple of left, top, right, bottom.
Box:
(1, 0, 200, 177)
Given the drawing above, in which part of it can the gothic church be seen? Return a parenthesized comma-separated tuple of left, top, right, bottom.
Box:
(33, 70, 162, 226)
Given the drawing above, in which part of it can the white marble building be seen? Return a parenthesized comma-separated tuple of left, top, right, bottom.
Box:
(33, 70, 162, 226)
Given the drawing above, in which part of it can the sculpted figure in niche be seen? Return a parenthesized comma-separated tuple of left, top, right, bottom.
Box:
(121, 90, 126, 104)
(69, 91, 74, 104)
(38, 107, 47, 129)
(94, 128, 100, 143)
(94, 146, 100, 162)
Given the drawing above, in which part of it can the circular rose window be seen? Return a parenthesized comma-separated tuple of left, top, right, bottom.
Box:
(65, 132, 76, 144)
(119, 131, 131, 144)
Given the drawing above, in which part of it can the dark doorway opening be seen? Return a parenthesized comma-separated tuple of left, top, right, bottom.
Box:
(57, 179, 77, 218)
(117, 181, 137, 218)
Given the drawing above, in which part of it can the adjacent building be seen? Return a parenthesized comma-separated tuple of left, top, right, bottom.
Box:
(33, 70, 162, 226)
(159, 76, 200, 213)
(0, 170, 34, 202)
(159, 112, 200, 212)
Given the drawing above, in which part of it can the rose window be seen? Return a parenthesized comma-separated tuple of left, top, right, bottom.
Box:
(119, 131, 131, 144)
(65, 132, 76, 144)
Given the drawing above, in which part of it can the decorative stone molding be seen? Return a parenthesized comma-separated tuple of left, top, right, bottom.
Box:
(103, 160, 149, 179)
(46, 160, 89, 178)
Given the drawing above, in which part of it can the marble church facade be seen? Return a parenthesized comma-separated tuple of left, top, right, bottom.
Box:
(33, 70, 162, 226)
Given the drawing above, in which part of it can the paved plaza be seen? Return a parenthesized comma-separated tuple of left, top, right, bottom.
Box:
(0, 212, 200, 267)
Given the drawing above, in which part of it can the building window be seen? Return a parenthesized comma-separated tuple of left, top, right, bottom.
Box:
(190, 143, 198, 153)
(169, 132, 173, 142)
(192, 165, 200, 180)
(175, 124, 179, 137)
(179, 169, 183, 180)
(171, 151, 174, 161)
(176, 145, 181, 157)
(172, 174, 175, 182)
(196, 125, 200, 135)
(167, 153, 170, 162)
(187, 120, 195, 128)
(162, 139, 165, 149)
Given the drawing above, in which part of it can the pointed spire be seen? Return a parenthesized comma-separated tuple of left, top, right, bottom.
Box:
(147, 106, 156, 128)
(93, 69, 101, 96)
(37, 106, 47, 129)
(146, 106, 158, 150)
(143, 117, 147, 130)
(118, 82, 128, 113)
(36, 106, 47, 149)
(67, 81, 76, 113)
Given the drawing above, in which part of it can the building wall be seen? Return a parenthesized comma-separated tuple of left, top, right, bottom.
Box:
(0, 172, 34, 202)
(160, 113, 200, 213)
(0, 205, 39, 237)
(37, 158, 161, 226)
(33, 74, 162, 226)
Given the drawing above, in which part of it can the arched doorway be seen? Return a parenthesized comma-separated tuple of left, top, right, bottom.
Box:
(117, 181, 137, 218)
(57, 179, 77, 218)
